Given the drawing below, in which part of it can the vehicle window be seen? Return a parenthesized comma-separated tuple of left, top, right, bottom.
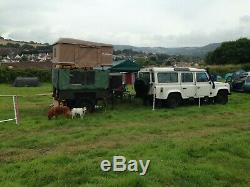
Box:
(181, 73, 193, 83)
(70, 71, 95, 85)
(246, 76, 250, 83)
(196, 72, 209, 82)
(70, 71, 85, 84)
(139, 72, 150, 83)
(86, 71, 95, 85)
(157, 72, 178, 83)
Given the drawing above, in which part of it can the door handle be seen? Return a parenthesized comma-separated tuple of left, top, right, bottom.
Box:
(182, 88, 187, 89)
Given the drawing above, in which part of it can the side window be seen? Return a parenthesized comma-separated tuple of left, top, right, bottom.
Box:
(196, 72, 209, 82)
(70, 71, 95, 85)
(157, 72, 178, 83)
(70, 71, 85, 84)
(181, 73, 193, 83)
(86, 71, 95, 85)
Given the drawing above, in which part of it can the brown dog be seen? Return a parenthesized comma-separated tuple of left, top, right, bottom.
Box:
(48, 106, 71, 120)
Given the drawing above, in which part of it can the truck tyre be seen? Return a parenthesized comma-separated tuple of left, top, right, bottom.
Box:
(167, 93, 181, 108)
(85, 99, 95, 113)
(215, 91, 228, 104)
(77, 99, 95, 112)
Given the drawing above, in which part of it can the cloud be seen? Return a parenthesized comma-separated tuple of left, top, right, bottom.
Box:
(240, 15, 250, 24)
(0, 0, 250, 47)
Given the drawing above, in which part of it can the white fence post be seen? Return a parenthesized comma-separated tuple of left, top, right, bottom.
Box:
(152, 86, 156, 111)
(0, 95, 20, 125)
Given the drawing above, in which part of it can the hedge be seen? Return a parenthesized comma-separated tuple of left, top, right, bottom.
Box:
(0, 67, 51, 83)
(202, 63, 250, 76)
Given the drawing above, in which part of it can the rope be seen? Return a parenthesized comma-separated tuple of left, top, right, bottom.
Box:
(0, 93, 52, 97)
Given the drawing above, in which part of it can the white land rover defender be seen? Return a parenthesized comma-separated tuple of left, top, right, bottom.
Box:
(134, 67, 231, 108)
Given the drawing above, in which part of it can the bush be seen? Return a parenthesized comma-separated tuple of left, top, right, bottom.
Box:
(0, 67, 51, 83)
(242, 63, 250, 71)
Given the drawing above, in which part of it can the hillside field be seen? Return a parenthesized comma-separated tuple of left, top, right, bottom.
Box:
(0, 38, 46, 48)
(0, 84, 250, 186)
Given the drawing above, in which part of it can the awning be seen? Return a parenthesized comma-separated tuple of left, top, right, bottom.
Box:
(110, 60, 141, 73)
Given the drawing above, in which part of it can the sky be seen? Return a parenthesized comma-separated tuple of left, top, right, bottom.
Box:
(0, 0, 250, 47)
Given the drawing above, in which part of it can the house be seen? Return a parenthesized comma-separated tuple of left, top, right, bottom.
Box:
(14, 54, 21, 60)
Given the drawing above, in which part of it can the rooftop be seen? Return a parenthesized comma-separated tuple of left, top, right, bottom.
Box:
(53, 38, 113, 47)
(140, 67, 206, 72)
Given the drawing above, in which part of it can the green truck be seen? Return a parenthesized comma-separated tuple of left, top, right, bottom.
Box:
(52, 68, 110, 111)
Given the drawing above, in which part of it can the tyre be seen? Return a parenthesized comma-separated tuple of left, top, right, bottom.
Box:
(77, 99, 95, 112)
(167, 93, 182, 108)
(215, 91, 228, 104)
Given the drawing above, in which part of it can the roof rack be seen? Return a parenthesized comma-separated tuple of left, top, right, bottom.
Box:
(173, 67, 190, 71)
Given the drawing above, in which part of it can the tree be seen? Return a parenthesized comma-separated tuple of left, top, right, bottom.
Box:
(6, 42, 20, 48)
(21, 44, 34, 49)
(206, 38, 250, 64)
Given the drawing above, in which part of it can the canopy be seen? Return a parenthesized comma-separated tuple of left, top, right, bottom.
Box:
(110, 60, 141, 73)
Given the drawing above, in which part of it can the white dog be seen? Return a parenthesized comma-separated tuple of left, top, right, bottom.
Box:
(71, 107, 87, 119)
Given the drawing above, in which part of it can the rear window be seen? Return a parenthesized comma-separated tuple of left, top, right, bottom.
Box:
(157, 72, 178, 83)
(70, 71, 95, 85)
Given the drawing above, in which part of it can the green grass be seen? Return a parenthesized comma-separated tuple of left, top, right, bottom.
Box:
(0, 83, 250, 187)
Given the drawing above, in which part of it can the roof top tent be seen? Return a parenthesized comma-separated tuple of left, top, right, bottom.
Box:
(52, 38, 113, 68)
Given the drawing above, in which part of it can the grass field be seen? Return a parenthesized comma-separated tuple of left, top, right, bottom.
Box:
(0, 83, 250, 187)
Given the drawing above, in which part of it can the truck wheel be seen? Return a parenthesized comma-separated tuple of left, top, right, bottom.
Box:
(78, 99, 95, 112)
(85, 100, 95, 113)
(215, 91, 228, 104)
(167, 93, 181, 108)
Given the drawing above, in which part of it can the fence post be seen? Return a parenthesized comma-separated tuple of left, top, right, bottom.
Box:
(12, 95, 20, 125)
(152, 86, 156, 111)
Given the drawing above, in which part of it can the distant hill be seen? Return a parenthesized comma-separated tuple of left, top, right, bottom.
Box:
(0, 37, 52, 57)
(0, 37, 48, 48)
(114, 43, 221, 57)
(0, 36, 221, 57)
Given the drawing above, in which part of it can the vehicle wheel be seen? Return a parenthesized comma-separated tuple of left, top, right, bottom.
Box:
(78, 99, 95, 112)
(85, 100, 95, 112)
(167, 93, 181, 108)
(215, 91, 228, 104)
